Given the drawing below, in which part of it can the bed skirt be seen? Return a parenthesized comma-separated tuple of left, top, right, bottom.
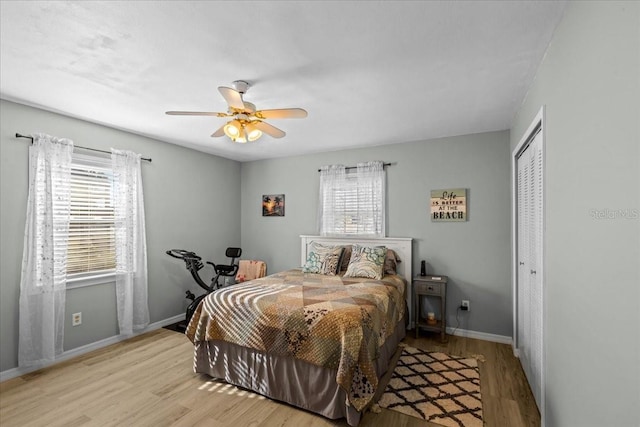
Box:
(193, 315, 407, 426)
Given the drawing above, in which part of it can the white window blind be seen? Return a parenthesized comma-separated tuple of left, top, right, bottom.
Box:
(318, 161, 385, 236)
(67, 154, 115, 277)
(335, 173, 361, 234)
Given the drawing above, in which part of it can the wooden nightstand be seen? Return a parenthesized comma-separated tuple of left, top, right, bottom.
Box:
(414, 275, 448, 341)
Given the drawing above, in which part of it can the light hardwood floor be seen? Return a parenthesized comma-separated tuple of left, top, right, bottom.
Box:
(0, 328, 539, 427)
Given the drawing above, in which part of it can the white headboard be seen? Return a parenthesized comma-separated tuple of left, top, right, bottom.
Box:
(300, 235, 414, 325)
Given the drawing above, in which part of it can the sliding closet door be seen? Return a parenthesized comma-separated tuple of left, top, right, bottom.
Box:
(517, 130, 544, 410)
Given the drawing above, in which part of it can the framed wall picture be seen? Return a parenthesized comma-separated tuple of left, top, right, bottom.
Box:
(262, 194, 285, 217)
(430, 188, 467, 222)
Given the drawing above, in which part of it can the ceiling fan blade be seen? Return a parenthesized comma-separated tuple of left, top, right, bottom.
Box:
(255, 108, 308, 119)
(253, 121, 286, 138)
(218, 86, 246, 110)
(166, 111, 227, 117)
(211, 125, 225, 137)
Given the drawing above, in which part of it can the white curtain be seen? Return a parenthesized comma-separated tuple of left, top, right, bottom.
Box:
(355, 161, 385, 237)
(18, 134, 74, 367)
(318, 164, 346, 235)
(111, 149, 149, 335)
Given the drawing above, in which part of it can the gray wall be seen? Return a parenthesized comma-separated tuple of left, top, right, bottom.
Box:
(0, 100, 241, 371)
(510, 2, 639, 426)
(240, 131, 512, 337)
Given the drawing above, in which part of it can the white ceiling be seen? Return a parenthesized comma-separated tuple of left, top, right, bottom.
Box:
(0, 1, 566, 162)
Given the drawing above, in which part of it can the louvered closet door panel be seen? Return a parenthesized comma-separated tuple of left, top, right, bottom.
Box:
(528, 132, 544, 407)
(516, 130, 544, 412)
(517, 145, 532, 379)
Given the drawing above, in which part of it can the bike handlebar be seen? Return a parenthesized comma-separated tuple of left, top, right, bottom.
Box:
(166, 249, 201, 261)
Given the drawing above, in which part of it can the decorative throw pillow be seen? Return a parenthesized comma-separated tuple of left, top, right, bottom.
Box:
(344, 245, 387, 280)
(384, 249, 402, 275)
(302, 243, 344, 275)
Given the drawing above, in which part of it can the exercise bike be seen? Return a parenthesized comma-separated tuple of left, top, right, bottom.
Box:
(166, 247, 242, 331)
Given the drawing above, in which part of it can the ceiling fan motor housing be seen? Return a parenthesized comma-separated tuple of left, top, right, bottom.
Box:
(232, 80, 250, 94)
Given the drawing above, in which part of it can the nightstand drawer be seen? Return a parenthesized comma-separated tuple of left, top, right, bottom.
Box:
(414, 281, 444, 296)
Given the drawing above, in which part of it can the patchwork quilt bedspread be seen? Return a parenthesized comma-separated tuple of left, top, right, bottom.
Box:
(185, 268, 406, 411)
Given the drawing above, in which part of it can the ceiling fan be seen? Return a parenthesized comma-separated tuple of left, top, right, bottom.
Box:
(166, 80, 307, 143)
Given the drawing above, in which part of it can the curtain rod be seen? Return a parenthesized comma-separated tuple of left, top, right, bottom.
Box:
(15, 133, 152, 162)
(317, 162, 393, 172)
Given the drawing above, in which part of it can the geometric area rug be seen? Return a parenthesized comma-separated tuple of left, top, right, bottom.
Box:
(378, 346, 483, 427)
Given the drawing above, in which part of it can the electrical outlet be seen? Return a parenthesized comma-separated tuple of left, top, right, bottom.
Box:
(72, 312, 82, 326)
(461, 300, 470, 311)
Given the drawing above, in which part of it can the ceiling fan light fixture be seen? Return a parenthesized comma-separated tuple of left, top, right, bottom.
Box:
(245, 121, 263, 142)
(226, 120, 262, 143)
(237, 125, 250, 143)
(223, 119, 242, 138)
(234, 135, 248, 143)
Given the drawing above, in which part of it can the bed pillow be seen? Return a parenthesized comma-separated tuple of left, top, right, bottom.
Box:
(343, 244, 387, 280)
(384, 249, 402, 275)
(302, 243, 344, 275)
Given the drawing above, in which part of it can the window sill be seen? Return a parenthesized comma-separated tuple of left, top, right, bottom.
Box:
(66, 272, 115, 289)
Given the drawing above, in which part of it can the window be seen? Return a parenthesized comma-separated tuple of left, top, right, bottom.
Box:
(67, 154, 115, 282)
(19, 136, 149, 362)
(318, 161, 385, 236)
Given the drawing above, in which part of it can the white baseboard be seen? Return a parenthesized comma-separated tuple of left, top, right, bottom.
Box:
(0, 314, 183, 383)
(446, 326, 513, 345)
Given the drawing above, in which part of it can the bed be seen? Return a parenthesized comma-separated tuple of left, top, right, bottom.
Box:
(186, 235, 412, 425)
